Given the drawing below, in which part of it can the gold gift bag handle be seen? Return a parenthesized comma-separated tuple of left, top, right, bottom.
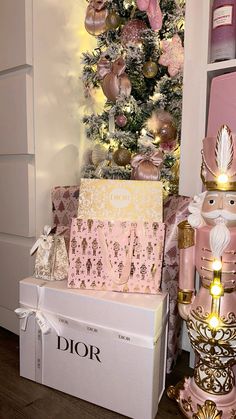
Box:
(97, 224, 136, 286)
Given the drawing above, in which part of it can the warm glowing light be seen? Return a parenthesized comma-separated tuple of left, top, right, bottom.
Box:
(126, 106, 131, 113)
(210, 283, 224, 297)
(212, 259, 222, 271)
(217, 173, 229, 184)
(209, 315, 220, 329)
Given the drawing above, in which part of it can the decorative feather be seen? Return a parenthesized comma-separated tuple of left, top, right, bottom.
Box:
(215, 125, 233, 173)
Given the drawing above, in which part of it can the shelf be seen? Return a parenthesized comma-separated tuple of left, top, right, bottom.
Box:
(207, 59, 236, 74)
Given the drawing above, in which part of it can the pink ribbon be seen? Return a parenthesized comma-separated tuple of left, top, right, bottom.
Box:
(97, 57, 126, 80)
(89, 0, 107, 11)
(131, 150, 163, 169)
(136, 0, 163, 31)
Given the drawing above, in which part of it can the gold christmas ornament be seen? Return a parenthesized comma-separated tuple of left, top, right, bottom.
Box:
(113, 148, 131, 166)
(146, 109, 173, 134)
(158, 121, 177, 143)
(106, 11, 122, 30)
(147, 110, 177, 142)
(91, 144, 108, 166)
(142, 60, 158, 78)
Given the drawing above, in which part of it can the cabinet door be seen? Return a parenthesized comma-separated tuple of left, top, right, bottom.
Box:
(0, 0, 33, 71)
(0, 156, 35, 237)
(0, 70, 34, 154)
(0, 237, 34, 334)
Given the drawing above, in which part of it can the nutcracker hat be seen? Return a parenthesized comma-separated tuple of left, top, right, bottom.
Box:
(201, 125, 236, 191)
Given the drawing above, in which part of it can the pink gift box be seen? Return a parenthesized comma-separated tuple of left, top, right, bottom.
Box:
(52, 185, 80, 227)
(162, 195, 191, 373)
(51, 186, 80, 251)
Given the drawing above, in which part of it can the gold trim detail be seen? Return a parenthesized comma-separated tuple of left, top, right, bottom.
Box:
(201, 281, 236, 293)
(205, 181, 236, 191)
(177, 289, 194, 305)
(178, 220, 195, 249)
(193, 400, 222, 419)
(187, 307, 236, 395)
(230, 409, 236, 419)
(167, 379, 185, 403)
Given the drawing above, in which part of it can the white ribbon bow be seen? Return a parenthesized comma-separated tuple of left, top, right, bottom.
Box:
(30, 225, 52, 260)
(15, 307, 51, 335)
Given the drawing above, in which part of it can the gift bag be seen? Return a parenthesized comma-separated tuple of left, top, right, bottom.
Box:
(31, 226, 69, 281)
(68, 218, 165, 294)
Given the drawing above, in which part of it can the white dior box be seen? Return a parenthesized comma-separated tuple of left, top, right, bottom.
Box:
(17, 277, 169, 419)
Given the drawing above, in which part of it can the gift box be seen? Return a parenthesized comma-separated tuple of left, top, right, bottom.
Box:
(17, 277, 169, 419)
(162, 195, 191, 373)
(51, 185, 80, 250)
(78, 179, 163, 222)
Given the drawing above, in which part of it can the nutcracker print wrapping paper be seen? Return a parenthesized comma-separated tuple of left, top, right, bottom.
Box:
(68, 218, 165, 294)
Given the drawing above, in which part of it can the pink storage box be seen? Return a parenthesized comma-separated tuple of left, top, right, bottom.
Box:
(207, 71, 236, 137)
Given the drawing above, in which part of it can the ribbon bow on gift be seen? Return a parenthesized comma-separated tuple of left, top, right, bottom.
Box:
(131, 150, 163, 169)
(15, 283, 60, 335)
(136, 0, 163, 31)
(15, 307, 52, 335)
(30, 225, 52, 262)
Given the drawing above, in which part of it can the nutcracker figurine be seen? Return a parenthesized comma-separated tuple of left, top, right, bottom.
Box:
(168, 125, 236, 418)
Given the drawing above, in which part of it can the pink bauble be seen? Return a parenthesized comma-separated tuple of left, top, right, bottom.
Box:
(121, 19, 147, 45)
(115, 114, 128, 127)
(102, 72, 131, 102)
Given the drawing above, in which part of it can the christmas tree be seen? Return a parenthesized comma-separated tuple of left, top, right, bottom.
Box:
(81, 0, 185, 197)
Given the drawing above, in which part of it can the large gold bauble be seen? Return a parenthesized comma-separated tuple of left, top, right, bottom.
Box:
(158, 122, 177, 143)
(113, 148, 131, 166)
(142, 60, 158, 78)
(106, 11, 121, 30)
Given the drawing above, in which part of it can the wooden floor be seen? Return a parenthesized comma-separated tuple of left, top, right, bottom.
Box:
(0, 327, 192, 419)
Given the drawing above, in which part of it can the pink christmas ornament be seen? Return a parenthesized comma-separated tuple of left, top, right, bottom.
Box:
(131, 150, 163, 181)
(158, 34, 184, 77)
(121, 19, 147, 45)
(97, 56, 132, 102)
(159, 139, 177, 152)
(136, 0, 163, 31)
(84, 0, 108, 36)
(115, 114, 127, 127)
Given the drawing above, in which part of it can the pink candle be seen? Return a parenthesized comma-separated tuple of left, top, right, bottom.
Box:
(211, 0, 236, 62)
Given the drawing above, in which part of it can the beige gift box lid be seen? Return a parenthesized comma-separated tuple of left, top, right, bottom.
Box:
(78, 179, 163, 222)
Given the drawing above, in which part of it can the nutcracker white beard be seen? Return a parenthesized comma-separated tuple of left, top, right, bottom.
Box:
(188, 193, 236, 258)
(201, 210, 236, 259)
(208, 222, 230, 259)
